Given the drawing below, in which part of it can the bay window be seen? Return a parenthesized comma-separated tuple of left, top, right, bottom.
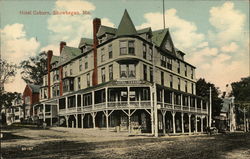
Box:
(120, 64, 136, 78)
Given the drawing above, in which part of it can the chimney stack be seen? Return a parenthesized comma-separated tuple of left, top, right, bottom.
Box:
(92, 18, 101, 86)
(47, 50, 53, 99)
(60, 41, 66, 54)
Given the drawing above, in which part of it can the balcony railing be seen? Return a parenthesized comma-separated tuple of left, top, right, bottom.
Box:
(57, 101, 208, 115)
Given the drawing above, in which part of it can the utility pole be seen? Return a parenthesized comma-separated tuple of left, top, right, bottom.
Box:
(209, 86, 212, 127)
(152, 44, 158, 137)
(244, 106, 246, 132)
(162, 0, 165, 29)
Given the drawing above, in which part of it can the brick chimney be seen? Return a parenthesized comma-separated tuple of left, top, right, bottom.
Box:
(47, 50, 53, 99)
(92, 18, 101, 86)
(60, 41, 66, 54)
(59, 41, 66, 96)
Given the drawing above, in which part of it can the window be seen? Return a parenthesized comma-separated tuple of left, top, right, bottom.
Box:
(149, 47, 152, 61)
(44, 75, 48, 85)
(177, 61, 180, 73)
(70, 69, 73, 75)
(101, 67, 105, 83)
(109, 65, 113, 80)
(191, 68, 194, 79)
(52, 85, 60, 97)
(44, 88, 48, 98)
(185, 81, 187, 92)
(128, 41, 135, 54)
(78, 77, 81, 89)
(150, 67, 153, 82)
(120, 64, 136, 78)
(87, 73, 90, 87)
(170, 75, 173, 88)
(178, 78, 180, 90)
(191, 83, 194, 94)
(185, 64, 187, 76)
(79, 58, 82, 72)
(143, 64, 147, 81)
(108, 45, 112, 59)
(143, 43, 147, 59)
(64, 71, 67, 77)
(161, 71, 164, 85)
(167, 58, 172, 70)
(120, 41, 127, 55)
(63, 79, 74, 92)
(160, 55, 166, 67)
(85, 55, 88, 69)
(101, 48, 105, 62)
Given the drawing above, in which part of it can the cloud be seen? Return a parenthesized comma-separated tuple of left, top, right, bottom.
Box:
(0, 23, 40, 93)
(136, 9, 205, 52)
(220, 42, 239, 53)
(208, 2, 246, 45)
(41, 0, 115, 53)
(0, 23, 40, 64)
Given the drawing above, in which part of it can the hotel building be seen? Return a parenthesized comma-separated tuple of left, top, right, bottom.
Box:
(36, 10, 209, 135)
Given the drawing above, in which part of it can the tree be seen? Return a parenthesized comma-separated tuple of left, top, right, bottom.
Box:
(20, 52, 47, 85)
(0, 59, 18, 93)
(231, 77, 250, 127)
(196, 78, 223, 117)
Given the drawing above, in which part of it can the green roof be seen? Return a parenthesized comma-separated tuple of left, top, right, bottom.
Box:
(137, 27, 152, 34)
(28, 84, 40, 93)
(51, 55, 60, 64)
(116, 9, 137, 36)
(97, 25, 117, 37)
(60, 46, 81, 66)
(78, 38, 93, 48)
(152, 28, 169, 47)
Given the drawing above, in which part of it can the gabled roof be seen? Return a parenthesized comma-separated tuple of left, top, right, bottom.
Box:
(28, 84, 40, 93)
(152, 28, 169, 47)
(51, 55, 60, 64)
(116, 9, 137, 36)
(59, 46, 81, 66)
(137, 27, 152, 35)
(97, 25, 117, 37)
(78, 38, 93, 48)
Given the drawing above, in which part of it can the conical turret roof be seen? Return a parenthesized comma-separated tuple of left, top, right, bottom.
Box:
(116, 9, 137, 36)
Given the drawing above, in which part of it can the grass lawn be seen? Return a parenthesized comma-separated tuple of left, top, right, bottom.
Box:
(1, 125, 250, 159)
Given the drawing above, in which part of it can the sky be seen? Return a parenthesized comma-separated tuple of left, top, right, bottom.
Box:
(0, 0, 249, 93)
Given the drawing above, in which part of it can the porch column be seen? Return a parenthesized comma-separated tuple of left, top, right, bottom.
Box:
(188, 114, 191, 134)
(76, 94, 78, 112)
(92, 91, 95, 110)
(139, 90, 141, 107)
(76, 114, 78, 128)
(195, 98, 197, 112)
(128, 109, 131, 134)
(92, 113, 96, 129)
(206, 115, 209, 127)
(65, 97, 68, 114)
(201, 116, 203, 133)
(172, 92, 175, 109)
(81, 114, 84, 129)
(127, 86, 130, 106)
(150, 87, 154, 135)
(181, 113, 184, 134)
(188, 96, 191, 111)
(43, 104, 45, 122)
(162, 89, 165, 105)
(162, 111, 166, 135)
(50, 106, 53, 126)
(66, 115, 69, 128)
(201, 99, 203, 113)
(195, 115, 198, 133)
(106, 110, 109, 129)
(105, 87, 108, 108)
(181, 94, 183, 110)
(172, 111, 176, 134)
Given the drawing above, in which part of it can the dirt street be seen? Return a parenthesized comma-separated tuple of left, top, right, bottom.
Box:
(1, 126, 250, 159)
